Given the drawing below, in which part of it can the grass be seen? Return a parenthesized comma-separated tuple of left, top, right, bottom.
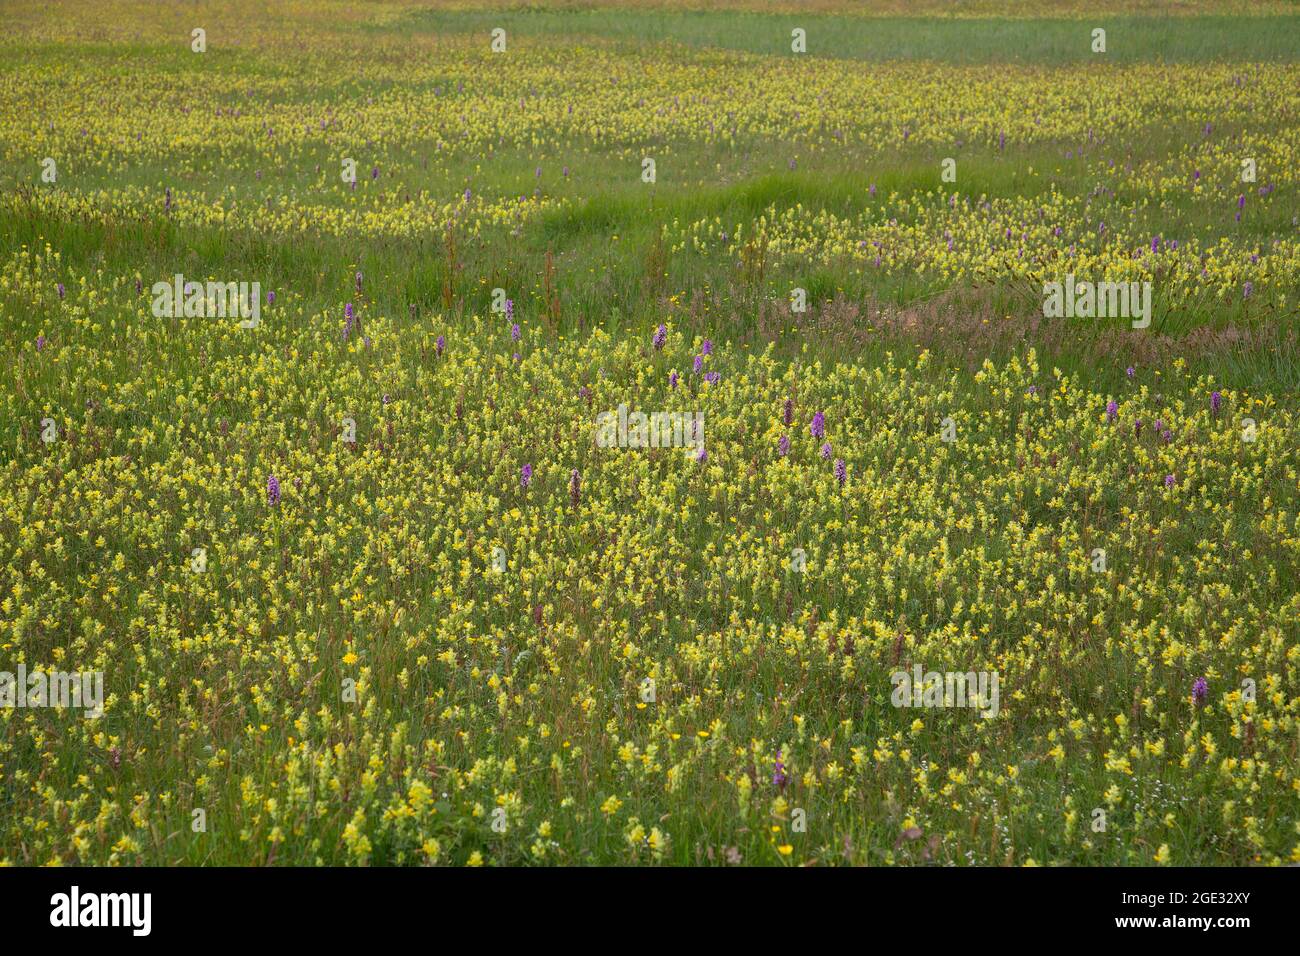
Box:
(384, 10, 1300, 64)
(0, 0, 1297, 867)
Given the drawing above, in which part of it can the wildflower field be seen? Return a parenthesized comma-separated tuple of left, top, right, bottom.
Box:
(1, 0, 1298, 867)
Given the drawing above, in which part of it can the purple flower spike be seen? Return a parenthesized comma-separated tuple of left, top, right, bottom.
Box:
(1106, 400, 1118, 423)
(1193, 677, 1208, 706)
(1210, 391, 1222, 415)
(267, 474, 281, 506)
(778, 434, 790, 457)
(653, 324, 667, 350)
(834, 458, 847, 485)
(520, 463, 532, 489)
(811, 411, 825, 440)
(820, 441, 832, 460)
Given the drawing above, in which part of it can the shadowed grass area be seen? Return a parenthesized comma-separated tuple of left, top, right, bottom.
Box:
(5, 178, 1295, 397)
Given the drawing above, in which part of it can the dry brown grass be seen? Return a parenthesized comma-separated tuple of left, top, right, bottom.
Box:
(738, 285, 1300, 376)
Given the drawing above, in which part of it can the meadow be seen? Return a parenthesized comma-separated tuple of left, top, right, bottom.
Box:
(0, 0, 1297, 866)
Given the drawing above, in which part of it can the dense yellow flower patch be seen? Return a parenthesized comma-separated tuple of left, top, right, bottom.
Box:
(2, 240, 1297, 864)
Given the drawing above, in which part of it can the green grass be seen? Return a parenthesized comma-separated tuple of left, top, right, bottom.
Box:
(1, 1, 1298, 867)
(382, 11, 1300, 63)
